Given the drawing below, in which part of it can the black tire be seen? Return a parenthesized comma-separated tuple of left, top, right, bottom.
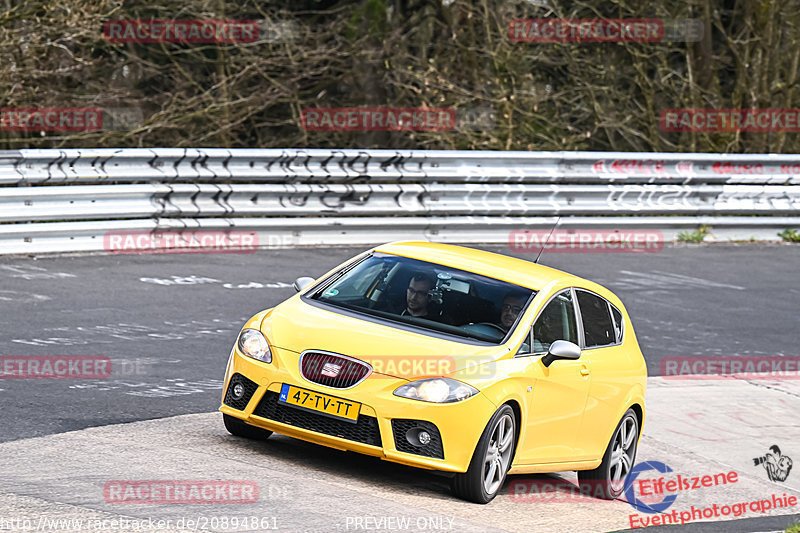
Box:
(578, 408, 639, 500)
(451, 404, 517, 504)
(223, 413, 272, 440)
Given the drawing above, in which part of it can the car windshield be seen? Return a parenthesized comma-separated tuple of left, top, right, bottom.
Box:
(308, 253, 535, 343)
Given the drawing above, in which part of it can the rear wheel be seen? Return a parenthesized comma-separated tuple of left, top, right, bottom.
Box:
(223, 413, 272, 440)
(578, 408, 639, 499)
(451, 404, 516, 504)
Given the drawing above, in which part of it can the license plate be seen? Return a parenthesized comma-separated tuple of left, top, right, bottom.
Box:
(278, 384, 360, 423)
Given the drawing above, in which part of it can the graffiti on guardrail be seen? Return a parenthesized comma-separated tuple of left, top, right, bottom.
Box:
(6, 149, 800, 185)
(2, 150, 799, 255)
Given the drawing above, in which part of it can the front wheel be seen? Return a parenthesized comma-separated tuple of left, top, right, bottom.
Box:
(578, 408, 639, 499)
(223, 413, 272, 440)
(451, 404, 516, 504)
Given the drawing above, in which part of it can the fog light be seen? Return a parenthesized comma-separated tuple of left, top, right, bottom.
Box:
(405, 427, 433, 447)
(232, 383, 245, 399)
(418, 431, 431, 445)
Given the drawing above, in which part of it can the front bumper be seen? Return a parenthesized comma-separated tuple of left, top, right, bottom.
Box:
(219, 346, 498, 473)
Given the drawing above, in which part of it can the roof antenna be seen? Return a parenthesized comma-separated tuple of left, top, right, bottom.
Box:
(534, 216, 561, 264)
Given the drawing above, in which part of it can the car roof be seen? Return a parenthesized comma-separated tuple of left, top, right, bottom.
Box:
(374, 241, 585, 291)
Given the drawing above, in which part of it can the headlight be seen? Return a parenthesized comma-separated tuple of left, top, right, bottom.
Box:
(237, 328, 272, 363)
(394, 377, 478, 403)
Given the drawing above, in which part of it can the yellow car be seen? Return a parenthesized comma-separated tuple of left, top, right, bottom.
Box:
(219, 241, 646, 503)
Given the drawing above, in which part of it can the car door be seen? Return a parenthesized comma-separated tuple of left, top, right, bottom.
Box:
(516, 288, 592, 464)
(573, 289, 628, 460)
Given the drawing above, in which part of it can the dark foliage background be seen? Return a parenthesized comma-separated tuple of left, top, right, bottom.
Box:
(1, 0, 798, 152)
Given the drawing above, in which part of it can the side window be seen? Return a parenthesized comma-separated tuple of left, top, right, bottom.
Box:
(610, 305, 624, 343)
(516, 333, 531, 355)
(576, 291, 615, 348)
(532, 290, 578, 354)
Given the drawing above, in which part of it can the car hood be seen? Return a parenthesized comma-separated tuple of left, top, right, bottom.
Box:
(261, 296, 508, 380)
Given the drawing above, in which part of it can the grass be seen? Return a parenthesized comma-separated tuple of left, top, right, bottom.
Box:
(785, 520, 800, 533)
(779, 229, 800, 242)
(677, 225, 710, 243)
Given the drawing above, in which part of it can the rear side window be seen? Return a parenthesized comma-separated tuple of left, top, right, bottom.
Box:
(610, 305, 624, 343)
(576, 290, 615, 348)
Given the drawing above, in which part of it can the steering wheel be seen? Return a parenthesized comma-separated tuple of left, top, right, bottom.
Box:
(473, 322, 507, 335)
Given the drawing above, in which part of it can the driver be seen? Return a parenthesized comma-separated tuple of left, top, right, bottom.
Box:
(401, 272, 436, 318)
(499, 292, 527, 332)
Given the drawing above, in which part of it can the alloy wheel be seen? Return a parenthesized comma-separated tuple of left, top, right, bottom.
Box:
(609, 414, 637, 493)
(482, 413, 515, 495)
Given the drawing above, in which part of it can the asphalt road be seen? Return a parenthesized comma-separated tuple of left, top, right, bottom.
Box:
(0, 243, 798, 444)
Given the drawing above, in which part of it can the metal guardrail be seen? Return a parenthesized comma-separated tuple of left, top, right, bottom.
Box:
(2, 183, 799, 222)
(4, 148, 800, 185)
(1, 148, 799, 255)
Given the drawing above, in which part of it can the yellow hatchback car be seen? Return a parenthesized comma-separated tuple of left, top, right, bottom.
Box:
(219, 242, 646, 503)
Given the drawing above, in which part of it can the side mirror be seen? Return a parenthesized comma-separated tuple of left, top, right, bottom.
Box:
(541, 340, 582, 368)
(293, 277, 315, 292)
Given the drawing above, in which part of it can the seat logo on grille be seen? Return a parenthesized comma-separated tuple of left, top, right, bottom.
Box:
(321, 362, 342, 378)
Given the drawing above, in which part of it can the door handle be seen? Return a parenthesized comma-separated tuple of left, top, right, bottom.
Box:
(580, 367, 590, 377)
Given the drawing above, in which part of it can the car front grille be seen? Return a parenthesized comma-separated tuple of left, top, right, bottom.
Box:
(223, 373, 259, 410)
(252, 391, 382, 447)
(391, 419, 444, 459)
(299, 351, 372, 389)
